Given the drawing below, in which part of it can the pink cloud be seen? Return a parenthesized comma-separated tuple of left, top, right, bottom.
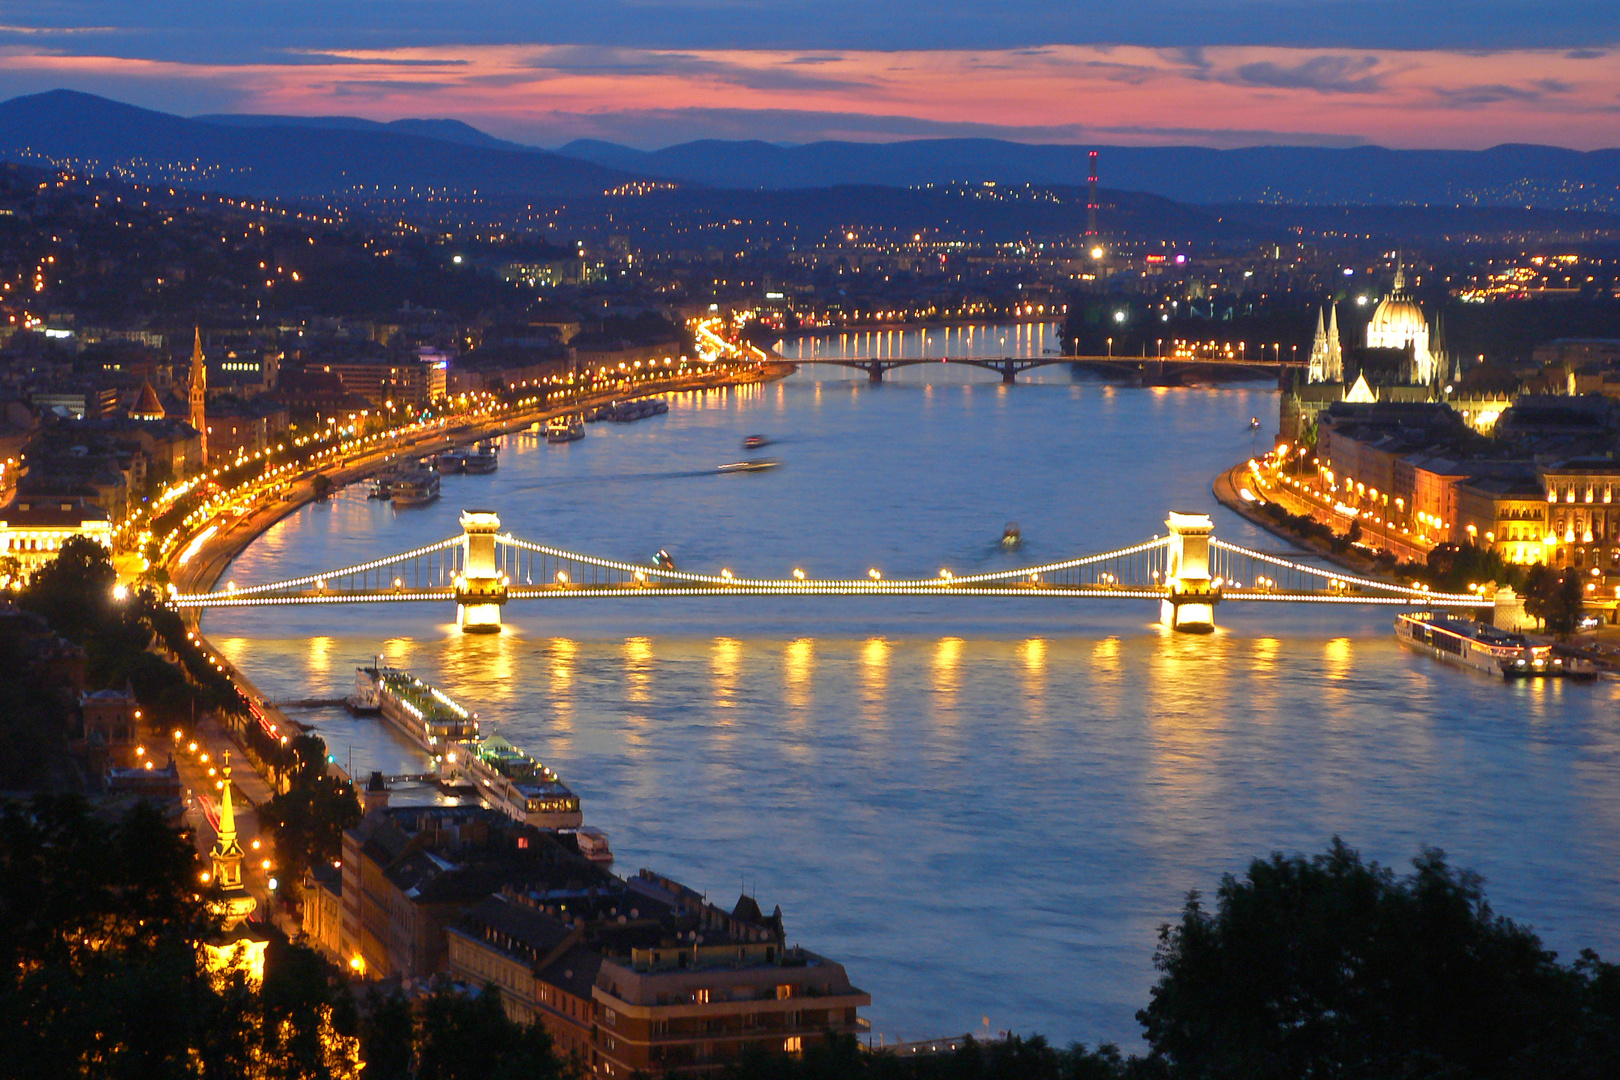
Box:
(0, 42, 1615, 148)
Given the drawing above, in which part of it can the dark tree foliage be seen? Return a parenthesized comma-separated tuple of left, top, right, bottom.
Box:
(359, 988, 416, 1080)
(1523, 564, 1586, 638)
(1138, 838, 1620, 1079)
(720, 1033, 1157, 1080)
(20, 534, 117, 641)
(413, 985, 568, 1080)
(257, 733, 361, 895)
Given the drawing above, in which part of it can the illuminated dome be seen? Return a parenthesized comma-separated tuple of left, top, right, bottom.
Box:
(1365, 260, 1434, 384)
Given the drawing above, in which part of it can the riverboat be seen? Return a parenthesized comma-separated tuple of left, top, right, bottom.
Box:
(1001, 522, 1022, 549)
(716, 460, 779, 473)
(366, 476, 393, 500)
(546, 415, 585, 443)
(462, 441, 499, 473)
(349, 667, 602, 840)
(437, 448, 469, 473)
(391, 468, 440, 507)
(449, 734, 584, 831)
(743, 434, 771, 450)
(350, 666, 481, 751)
(1394, 612, 1596, 679)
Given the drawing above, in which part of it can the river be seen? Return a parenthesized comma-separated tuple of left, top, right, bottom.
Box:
(207, 339, 1620, 1048)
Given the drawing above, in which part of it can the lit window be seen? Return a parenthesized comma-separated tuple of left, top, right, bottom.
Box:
(785, 1036, 802, 1053)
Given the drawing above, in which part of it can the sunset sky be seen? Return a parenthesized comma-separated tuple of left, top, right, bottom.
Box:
(1, 2, 1616, 149)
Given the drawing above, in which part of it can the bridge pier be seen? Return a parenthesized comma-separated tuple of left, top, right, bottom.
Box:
(867, 364, 884, 384)
(1000, 363, 1016, 385)
(454, 509, 508, 633)
(1161, 512, 1219, 633)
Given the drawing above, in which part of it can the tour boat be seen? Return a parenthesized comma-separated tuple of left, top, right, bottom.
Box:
(566, 826, 614, 864)
(352, 666, 481, 752)
(436, 449, 469, 474)
(1394, 612, 1595, 679)
(448, 734, 583, 830)
(743, 434, 771, 450)
(391, 469, 440, 507)
(366, 476, 393, 500)
(351, 667, 597, 835)
(462, 441, 499, 473)
(654, 548, 676, 570)
(546, 416, 586, 443)
(716, 460, 779, 473)
(1001, 522, 1022, 549)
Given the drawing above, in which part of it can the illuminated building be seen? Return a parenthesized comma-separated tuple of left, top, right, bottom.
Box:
(202, 753, 268, 987)
(447, 871, 870, 1077)
(0, 497, 113, 575)
(1366, 260, 1435, 385)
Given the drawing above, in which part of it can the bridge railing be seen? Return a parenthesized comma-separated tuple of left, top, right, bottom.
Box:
(493, 534, 1170, 591)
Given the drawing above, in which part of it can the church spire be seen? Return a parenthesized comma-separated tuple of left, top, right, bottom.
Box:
(1308, 307, 1329, 383)
(1392, 255, 1406, 295)
(1326, 302, 1343, 382)
(210, 752, 246, 895)
(188, 327, 207, 466)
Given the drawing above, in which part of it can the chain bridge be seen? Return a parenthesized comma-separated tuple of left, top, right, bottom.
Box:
(808, 354, 1295, 384)
(172, 509, 1491, 633)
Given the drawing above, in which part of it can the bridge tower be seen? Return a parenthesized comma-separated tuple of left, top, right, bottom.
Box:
(1161, 511, 1219, 633)
(455, 509, 508, 633)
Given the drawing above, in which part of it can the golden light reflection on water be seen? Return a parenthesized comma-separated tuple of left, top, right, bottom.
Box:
(784, 638, 814, 712)
(933, 637, 963, 698)
(712, 637, 742, 711)
(1019, 638, 1048, 721)
(623, 636, 653, 704)
(546, 638, 576, 734)
(306, 636, 335, 680)
(861, 638, 889, 703)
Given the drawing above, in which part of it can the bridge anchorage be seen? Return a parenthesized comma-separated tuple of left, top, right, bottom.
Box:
(176, 509, 1494, 633)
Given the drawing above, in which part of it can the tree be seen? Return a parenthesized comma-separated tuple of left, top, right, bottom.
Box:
(20, 534, 116, 641)
(1137, 838, 1620, 1079)
(412, 986, 566, 1080)
(1523, 564, 1584, 638)
(256, 734, 360, 896)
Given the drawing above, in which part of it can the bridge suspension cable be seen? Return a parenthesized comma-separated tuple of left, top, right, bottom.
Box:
(1209, 539, 1486, 606)
(178, 535, 464, 603)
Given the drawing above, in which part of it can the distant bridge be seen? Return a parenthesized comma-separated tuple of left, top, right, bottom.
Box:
(797, 354, 1297, 383)
(173, 509, 1487, 633)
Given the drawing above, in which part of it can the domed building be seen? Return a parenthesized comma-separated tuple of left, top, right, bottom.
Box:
(1366, 259, 1435, 385)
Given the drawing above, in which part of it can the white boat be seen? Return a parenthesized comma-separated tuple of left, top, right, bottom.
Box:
(391, 468, 440, 506)
(716, 460, 779, 473)
(446, 734, 583, 830)
(567, 826, 614, 864)
(1394, 612, 1595, 679)
(357, 666, 481, 752)
(546, 416, 585, 443)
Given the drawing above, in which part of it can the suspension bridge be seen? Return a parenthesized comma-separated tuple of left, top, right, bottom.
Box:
(801, 355, 1296, 384)
(172, 509, 1493, 633)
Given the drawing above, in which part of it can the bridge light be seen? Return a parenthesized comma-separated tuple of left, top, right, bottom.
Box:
(720, 569, 733, 581)
(793, 568, 806, 580)
(556, 571, 569, 584)
(393, 577, 402, 589)
(1211, 577, 1224, 589)
(868, 568, 881, 581)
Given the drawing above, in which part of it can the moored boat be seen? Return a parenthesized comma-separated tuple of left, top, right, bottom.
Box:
(547, 415, 586, 443)
(462, 441, 499, 473)
(391, 467, 440, 507)
(1395, 611, 1596, 679)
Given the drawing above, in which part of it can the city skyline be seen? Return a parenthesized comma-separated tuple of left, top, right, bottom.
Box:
(0, 3, 1617, 148)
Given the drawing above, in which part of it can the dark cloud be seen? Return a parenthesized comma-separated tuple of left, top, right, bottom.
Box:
(520, 45, 874, 92)
(1431, 83, 1546, 107)
(1229, 55, 1385, 94)
(1565, 48, 1608, 59)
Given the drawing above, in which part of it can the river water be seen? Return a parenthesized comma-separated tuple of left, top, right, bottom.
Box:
(208, 342, 1620, 1048)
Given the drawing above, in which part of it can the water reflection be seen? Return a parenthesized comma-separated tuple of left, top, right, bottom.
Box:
(712, 637, 742, 712)
(784, 638, 814, 713)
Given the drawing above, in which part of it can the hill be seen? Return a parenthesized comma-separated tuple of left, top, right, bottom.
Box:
(0, 90, 637, 201)
(553, 138, 1620, 211)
